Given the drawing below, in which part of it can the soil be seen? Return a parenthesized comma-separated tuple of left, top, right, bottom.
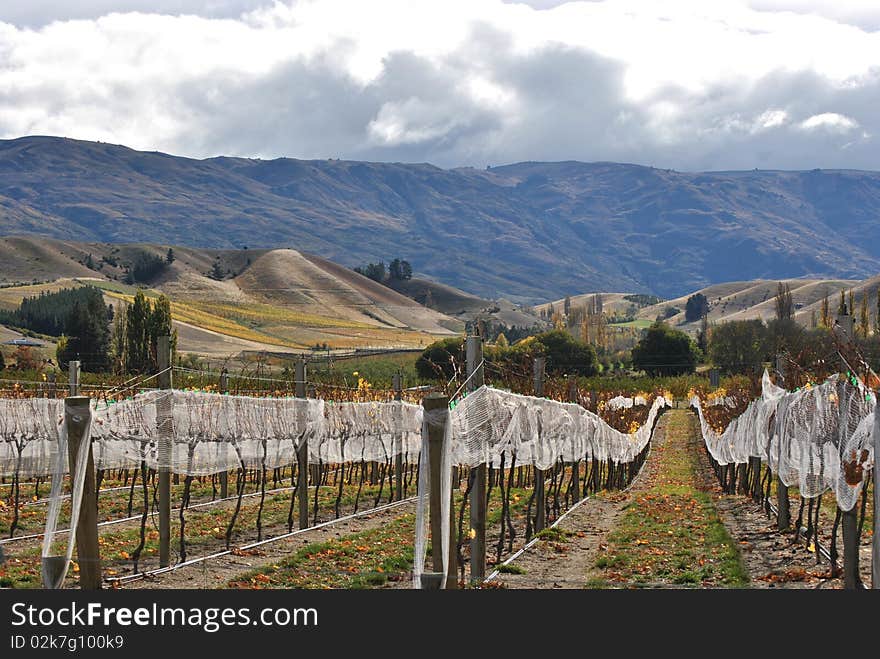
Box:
(498, 409, 866, 589)
(121, 500, 416, 589)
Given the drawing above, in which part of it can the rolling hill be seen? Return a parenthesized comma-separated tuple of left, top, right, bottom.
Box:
(4, 136, 880, 301)
(0, 237, 462, 357)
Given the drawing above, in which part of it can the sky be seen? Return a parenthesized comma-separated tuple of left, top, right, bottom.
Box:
(1, 0, 880, 170)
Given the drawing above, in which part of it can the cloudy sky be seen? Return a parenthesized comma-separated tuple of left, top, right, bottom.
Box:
(2, 0, 880, 170)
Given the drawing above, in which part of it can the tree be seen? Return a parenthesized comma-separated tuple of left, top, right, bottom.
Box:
(0, 348, 5, 371)
(85, 253, 95, 270)
(697, 313, 709, 354)
(821, 294, 830, 328)
(631, 322, 699, 376)
(415, 337, 464, 380)
(354, 261, 386, 282)
(530, 329, 598, 376)
(388, 258, 413, 280)
(684, 293, 709, 323)
(495, 333, 509, 348)
(774, 282, 793, 321)
(563, 296, 571, 317)
(57, 292, 111, 372)
(166, 248, 175, 264)
(124, 290, 151, 373)
(860, 293, 870, 338)
(129, 251, 167, 283)
(708, 319, 768, 375)
(14, 345, 40, 370)
(876, 289, 880, 334)
(210, 260, 224, 281)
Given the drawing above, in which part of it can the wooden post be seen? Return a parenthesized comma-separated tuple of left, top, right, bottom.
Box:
(466, 335, 487, 582)
(156, 336, 172, 568)
(533, 357, 546, 533)
(838, 379, 860, 589)
(218, 368, 229, 498)
(393, 372, 404, 502)
(873, 396, 880, 589)
(47, 370, 57, 398)
(568, 378, 581, 501)
(423, 394, 456, 589)
(775, 356, 790, 531)
(68, 360, 80, 396)
(296, 359, 309, 529)
(66, 395, 101, 589)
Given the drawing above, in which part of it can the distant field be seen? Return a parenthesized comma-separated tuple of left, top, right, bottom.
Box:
(609, 319, 653, 329)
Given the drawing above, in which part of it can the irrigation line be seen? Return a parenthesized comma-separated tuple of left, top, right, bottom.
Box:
(108, 496, 418, 585)
(0, 483, 305, 546)
(483, 409, 662, 583)
(23, 485, 131, 507)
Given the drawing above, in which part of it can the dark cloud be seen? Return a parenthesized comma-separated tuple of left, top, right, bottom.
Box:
(1, 1, 879, 171)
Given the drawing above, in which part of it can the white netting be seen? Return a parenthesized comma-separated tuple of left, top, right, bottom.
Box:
(448, 386, 669, 469)
(692, 370, 876, 512)
(1, 386, 666, 478)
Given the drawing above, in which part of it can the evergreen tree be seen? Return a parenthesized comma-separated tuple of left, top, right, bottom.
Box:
(57, 294, 110, 372)
(774, 282, 793, 321)
(166, 248, 175, 264)
(124, 290, 151, 373)
(821, 294, 830, 328)
(210, 260, 224, 280)
(685, 293, 710, 322)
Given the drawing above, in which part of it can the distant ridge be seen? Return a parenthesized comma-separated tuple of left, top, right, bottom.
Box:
(3, 135, 880, 301)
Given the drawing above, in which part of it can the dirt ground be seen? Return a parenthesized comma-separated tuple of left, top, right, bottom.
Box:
(498, 410, 865, 589)
(119, 500, 416, 589)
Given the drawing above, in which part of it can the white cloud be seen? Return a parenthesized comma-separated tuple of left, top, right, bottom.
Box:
(799, 112, 859, 132)
(1, 0, 879, 170)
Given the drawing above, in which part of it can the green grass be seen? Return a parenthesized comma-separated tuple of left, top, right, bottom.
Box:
(497, 563, 526, 575)
(609, 319, 653, 329)
(227, 514, 415, 589)
(593, 410, 749, 588)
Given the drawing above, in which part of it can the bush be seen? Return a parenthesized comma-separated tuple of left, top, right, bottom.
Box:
(415, 337, 465, 380)
(632, 322, 699, 376)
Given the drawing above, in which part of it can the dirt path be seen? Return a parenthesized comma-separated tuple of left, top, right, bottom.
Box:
(500, 409, 845, 589)
(496, 410, 672, 588)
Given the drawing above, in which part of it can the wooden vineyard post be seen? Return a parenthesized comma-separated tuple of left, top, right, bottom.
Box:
(466, 335, 486, 582)
(68, 360, 80, 396)
(423, 394, 456, 589)
(47, 370, 57, 398)
(873, 396, 880, 589)
(393, 372, 404, 502)
(838, 378, 860, 589)
(65, 395, 101, 589)
(157, 336, 172, 568)
(533, 357, 546, 533)
(296, 359, 309, 530)
(568, 378, 581, 501)
(218, 368, 229, 498)
(775, 355, 790, 531)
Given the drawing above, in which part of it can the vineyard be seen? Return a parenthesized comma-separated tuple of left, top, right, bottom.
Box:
(0, 336, 876, 590)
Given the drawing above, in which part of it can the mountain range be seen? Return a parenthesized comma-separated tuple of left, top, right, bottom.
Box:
(2, 135, 880, 302)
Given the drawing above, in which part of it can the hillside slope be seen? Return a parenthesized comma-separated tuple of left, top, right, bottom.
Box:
(4, 136, 880, 301)
(0, 237, 459, 355)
